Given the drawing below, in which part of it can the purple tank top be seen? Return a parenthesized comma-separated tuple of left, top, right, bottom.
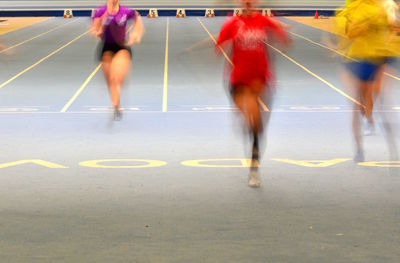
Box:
(94, 5, 136, 44)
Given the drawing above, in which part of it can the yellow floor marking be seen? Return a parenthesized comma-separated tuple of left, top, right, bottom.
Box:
(79, 159, 167, 168)
(286, 17, 337, 35)
(383, 72, 400, 81)
(265, 41, 364, 108)
(272, 158, 351, 168)
(61, 63, 102, 112)
(197, 18, 270, 112)
(0, 18, 79, 54)
(127, 24, 134, 33)
(0, 17, 51, 35)
(0, 159, 67, 169)
(197, 18, 231, 63)
(1, 159, 399, 169)
(290, 31, 347, 59)
(162, 18, 169, 112)
(182, 158, 255, 168)
(287, 19, 400, 81)
(257, 98, 270, 112)
(358, 161, 400, 168)
(0, 29, 90, 90)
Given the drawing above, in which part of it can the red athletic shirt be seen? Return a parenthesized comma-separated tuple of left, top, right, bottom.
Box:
(217, 12, 287, 88)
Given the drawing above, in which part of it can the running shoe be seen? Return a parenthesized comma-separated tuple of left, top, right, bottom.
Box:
(364, 119, 375, 136)
(248, 170, 261, 188)
(113, 108, 123, 121)
(354, 148, 365, 162)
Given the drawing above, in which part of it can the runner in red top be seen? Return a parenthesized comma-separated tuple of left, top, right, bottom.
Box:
(217, 0, 289, 187)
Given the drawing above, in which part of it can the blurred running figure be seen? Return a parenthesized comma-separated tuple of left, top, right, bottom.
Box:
(336, 0, 397, 161)
(217, 0, 289, 187)
(92, 0, 144, 120)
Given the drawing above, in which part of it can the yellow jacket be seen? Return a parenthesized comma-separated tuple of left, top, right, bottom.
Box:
(335, 0, 393, 62)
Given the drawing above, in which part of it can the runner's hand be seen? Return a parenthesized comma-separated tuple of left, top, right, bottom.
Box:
(126, 32, 142, 46)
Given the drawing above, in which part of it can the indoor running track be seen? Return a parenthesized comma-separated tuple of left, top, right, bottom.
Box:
(0, 17, 400, 262)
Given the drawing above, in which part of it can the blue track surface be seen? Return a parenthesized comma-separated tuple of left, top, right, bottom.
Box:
(1, 17, 400, 262)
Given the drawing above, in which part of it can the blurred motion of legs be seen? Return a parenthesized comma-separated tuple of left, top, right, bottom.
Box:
(335, 0, 400, 163)
(101, 49, 131, 121)
(231, 83, 273, 188)
(343, 60, 398, 163)
(375, 62, 399, 162)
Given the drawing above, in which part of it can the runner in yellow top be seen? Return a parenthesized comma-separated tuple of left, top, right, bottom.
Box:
(335, 0, 398, 161)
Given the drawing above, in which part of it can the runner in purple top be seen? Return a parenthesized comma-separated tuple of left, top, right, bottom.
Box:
(92, 0, 144, 120)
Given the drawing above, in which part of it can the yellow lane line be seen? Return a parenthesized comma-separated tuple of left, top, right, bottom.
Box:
(257, 98, 269, 112)
(0, 18, 79, 54)
(197, 18, 232, 63)
(0, 29, 90, 90)
(162, 18, 169, 113)
(289, 30, 400, 81)
(264, 40, 364, 108)
(60, 63, 102, 113)
(0, 17, 51, 36)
